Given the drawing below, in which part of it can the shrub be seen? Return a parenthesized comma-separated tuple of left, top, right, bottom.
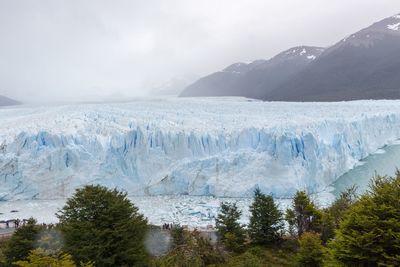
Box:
(295, 232, 325, 267)
(3, 218, 44, 265)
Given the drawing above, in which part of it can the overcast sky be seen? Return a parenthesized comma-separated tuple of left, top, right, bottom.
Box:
(1, 0, 400, 102)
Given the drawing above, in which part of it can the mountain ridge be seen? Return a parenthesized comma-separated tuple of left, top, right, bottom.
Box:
(180, 46, 325, 99)
(180, 13, 400, 101)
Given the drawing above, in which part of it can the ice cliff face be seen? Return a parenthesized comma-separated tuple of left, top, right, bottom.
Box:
(1, 98, 400, 200)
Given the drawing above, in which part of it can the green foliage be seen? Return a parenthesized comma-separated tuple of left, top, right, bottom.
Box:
(319, 211, 335, 244)
(248, 189, 284, 246)
(170, 224, 189, 249)
(57, 185, 149, 267)
(151, 229, 224, 267)
(3, 218, 44, 265)
(295, 232, 325, 267)
(285, 191, 322, 238)
(13, 248, 92, 267)
(319, 186, 357, 244)
(327, 185, 357, 228)
(222, 250, 263, 267)
(222, 232, 244, 254)
(220, 245, 296, 267)
(329, 175, 400, 266)
(151, 253, 203, 267)
(216, 202, 246, 252)
(34, 227, 64, 256)
(0, 238, 9, 265)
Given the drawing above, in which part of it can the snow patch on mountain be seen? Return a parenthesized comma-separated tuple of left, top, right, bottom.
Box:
(1, 98, 400, 200)
(279, 46, 323, 61)
(387, 22, 400, 31)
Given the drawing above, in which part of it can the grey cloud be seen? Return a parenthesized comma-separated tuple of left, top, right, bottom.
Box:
(0, 0, 399, 102)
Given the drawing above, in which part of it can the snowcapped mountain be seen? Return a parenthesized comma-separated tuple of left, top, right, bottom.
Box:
(0, 95, 21, 106)
(180, 46, 324, 99)
(271, 13, 400, 101)
(181, 13, 400, 101)
(1, 98, 400, 200)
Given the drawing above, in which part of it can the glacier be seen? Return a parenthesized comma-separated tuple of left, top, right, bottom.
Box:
(1, 97, 400, 201)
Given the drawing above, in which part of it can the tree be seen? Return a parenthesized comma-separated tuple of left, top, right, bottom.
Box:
(327, 185, 357, 228)
(319, 211, 335, 244)
(248, 189, 283, 246)
(319, 186, 357, 244)
(285, 191, 322, 238)
(329, 175, 400, 266)
(57, 185, 148, 267)
(3, 218, 44, 265)
(215, 202, 246, 252)
(295, 232, 325, 267)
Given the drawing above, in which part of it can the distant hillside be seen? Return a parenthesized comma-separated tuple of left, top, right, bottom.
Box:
(181, 13, 400, 101)
(0, 95, 21, 106)
(180, 46, 324, 99)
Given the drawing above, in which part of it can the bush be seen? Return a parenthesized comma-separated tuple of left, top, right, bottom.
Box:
(13, 248, 92, 267)
(223, 251, 263, 267)
(151, 229, 224, 267)
(3, 218, 44, 265)
(295, 232, 325, 267)
(170, 225, 186, 248)
(220, 246, 296, 267)
(57, 185, 148, 267)
(34, 227, 64, 256)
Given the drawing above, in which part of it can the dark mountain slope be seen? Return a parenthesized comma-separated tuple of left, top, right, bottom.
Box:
(269, 14, 400, 101)
(180, 46, 324, 99)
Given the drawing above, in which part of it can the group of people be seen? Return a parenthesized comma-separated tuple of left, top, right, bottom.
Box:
(162, 223, 174, 230)
(3, 218, 25, 229)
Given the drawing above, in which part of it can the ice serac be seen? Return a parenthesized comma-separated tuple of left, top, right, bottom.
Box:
(1, 98, 400, 200)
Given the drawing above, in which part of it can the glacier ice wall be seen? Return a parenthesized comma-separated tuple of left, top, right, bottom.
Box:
(1, 98, 400, 200)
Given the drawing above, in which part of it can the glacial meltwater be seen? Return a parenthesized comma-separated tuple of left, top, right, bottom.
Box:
(330, 143, 400, 197)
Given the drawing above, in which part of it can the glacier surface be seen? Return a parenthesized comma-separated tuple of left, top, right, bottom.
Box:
(1, 98, 400, 200)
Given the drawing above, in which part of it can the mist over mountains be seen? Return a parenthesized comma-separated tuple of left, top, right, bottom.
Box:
(180, 13, 400, 101)
(0, 95, 20, 106)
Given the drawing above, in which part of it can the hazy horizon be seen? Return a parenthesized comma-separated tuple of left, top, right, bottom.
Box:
(1, 0, 400, 103)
